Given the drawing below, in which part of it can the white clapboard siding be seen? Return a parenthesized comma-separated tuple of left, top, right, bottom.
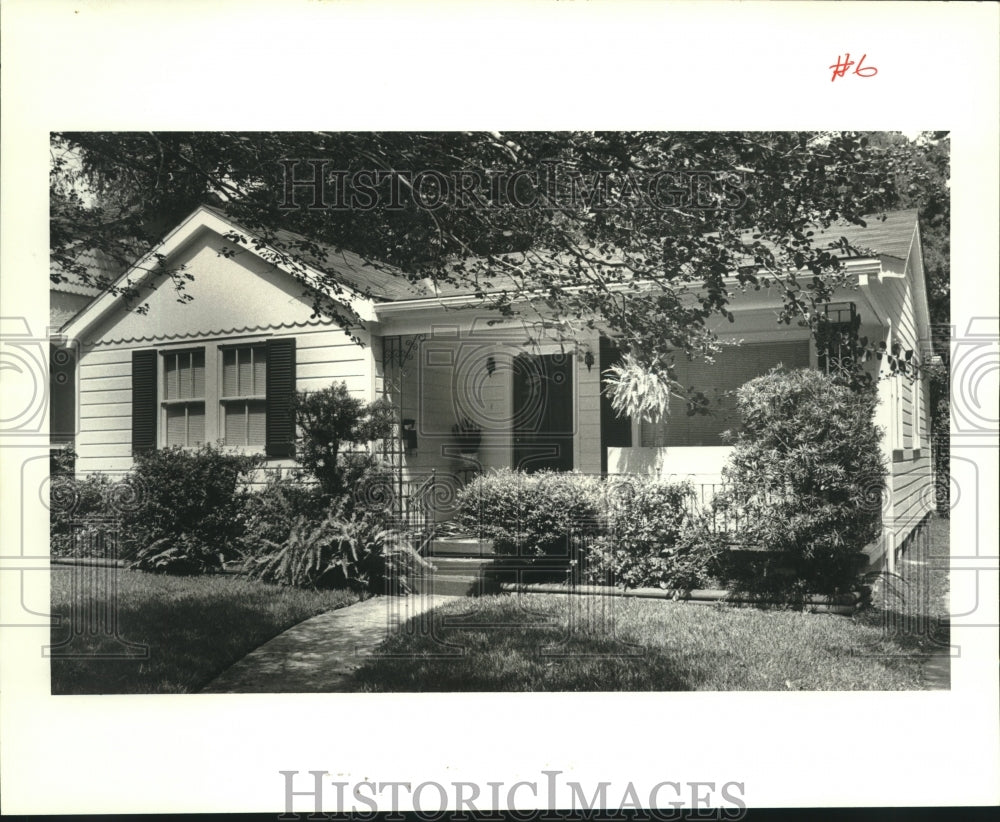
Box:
(575, 341, 603, 475)
(71, 228, 377, 475)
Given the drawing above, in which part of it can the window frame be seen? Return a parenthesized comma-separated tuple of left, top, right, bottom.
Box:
(159, 347, 207, 448)
(218, 342, 268, 448)
(155, 338, 270, 453)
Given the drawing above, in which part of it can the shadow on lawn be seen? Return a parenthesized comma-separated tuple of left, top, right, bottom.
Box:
(352, 597, 699, 692)
(49, 571, 358, 694)
(50, 597, 274, 694)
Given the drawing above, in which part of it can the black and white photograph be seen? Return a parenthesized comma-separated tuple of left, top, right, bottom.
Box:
(46, 130, 951, 696)
(1, 1, 997, 817)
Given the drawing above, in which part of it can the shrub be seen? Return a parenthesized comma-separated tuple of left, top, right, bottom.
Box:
(456, 469, 602, 558)
(582, 478, 719, 591)
(716, 367, 887, 597)
(119, 444, 262, 573)
(49, 469, 118, 558)
(294, 382, 395, 498)
(240, 471, 327, 559)
(240, 458, 399, 560)
(242, 500, 431, 594)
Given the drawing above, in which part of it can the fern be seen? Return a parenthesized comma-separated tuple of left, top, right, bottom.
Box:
(602, 354, 680, 424)
(242, 508, 432, 593)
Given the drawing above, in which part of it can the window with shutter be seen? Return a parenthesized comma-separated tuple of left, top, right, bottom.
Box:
(220, 345, 267, 446)
(132, 339, 295, 457)
(132, 349, 158, 455)
(265, 337, 296, 458)
(162, 349, 206, 446)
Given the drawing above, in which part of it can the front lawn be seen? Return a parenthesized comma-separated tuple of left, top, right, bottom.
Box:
(355, 516, 949, 692)
(49, 569, 359, 694)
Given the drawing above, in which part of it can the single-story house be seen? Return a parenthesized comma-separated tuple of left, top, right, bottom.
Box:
(53, 206, 936, 571)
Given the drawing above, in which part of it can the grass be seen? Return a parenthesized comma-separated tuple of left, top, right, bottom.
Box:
(49, 569, 359, 694)
(355, 515, 950, 692)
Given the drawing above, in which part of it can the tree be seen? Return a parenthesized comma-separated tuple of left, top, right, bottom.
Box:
(293, 382, 395, 499)
(51, 131, 923, 413)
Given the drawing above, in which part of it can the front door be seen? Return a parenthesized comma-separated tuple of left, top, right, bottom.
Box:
(512, 352, 574, 473)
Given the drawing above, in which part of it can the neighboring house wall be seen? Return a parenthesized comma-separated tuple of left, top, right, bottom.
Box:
(51, 291, 95, 330)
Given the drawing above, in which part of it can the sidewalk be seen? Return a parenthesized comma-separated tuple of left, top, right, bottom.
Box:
(200, 594, 456, 693)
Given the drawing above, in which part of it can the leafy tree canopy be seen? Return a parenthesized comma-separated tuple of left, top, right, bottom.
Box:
(51, 131, 947, 413)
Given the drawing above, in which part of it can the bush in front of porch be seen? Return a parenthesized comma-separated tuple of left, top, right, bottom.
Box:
(456, 470, 718, 590)
(237, 382, 427, 593)
(714, 367, 887, 599)
(456, 468, 602, 559)
(583, 478, 719, 591)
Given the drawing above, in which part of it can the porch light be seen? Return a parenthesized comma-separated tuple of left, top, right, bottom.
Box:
(584, 350, 595, 372)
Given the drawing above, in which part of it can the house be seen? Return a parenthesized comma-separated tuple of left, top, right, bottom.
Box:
(53, 206, 936, 572)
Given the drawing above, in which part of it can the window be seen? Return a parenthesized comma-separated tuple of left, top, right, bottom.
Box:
(132, 338, 296, 458)
(220, 345, 267, 446)
(891, 368, 905, 450)
(912, 377, 922, 449)
(162, 349, 205, 446)
(816, 302, 858, 377)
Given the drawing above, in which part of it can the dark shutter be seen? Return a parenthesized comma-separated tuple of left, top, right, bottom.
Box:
(599, 337, 632, 474)
(265, 337, 296, 458)
(50, 344, 76, 444)
(131, 349, 158, 455)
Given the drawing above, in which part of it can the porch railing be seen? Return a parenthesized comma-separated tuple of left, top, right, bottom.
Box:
(392, 471, 438, 553)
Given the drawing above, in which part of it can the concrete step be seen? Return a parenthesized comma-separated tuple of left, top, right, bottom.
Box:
(427, 557, 495, 575)
(413, 574, 499, 597)
(427, 537, 496, 557)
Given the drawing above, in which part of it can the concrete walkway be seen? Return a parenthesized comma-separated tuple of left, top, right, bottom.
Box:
(200, 594, 456, 693)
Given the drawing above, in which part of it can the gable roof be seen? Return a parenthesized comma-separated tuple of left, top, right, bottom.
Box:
(50, 247, 122, 298)
(59, 205, 923, 338)
(60, 205, 380, 341)
(209, 206, 921, 302)
(199, 205, 426, 302)
(373, 209, 923, 305)
(807, 208, 918, 262)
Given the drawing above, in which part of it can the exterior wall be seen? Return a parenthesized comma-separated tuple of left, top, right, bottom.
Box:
(607, 445, 730, 485)
(867, 274, 935, 565)
(71, 228, 373, 475)
(380, 327, 602, 496)
(574, 333, 603, 476)
(390, 333, 515, 479)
